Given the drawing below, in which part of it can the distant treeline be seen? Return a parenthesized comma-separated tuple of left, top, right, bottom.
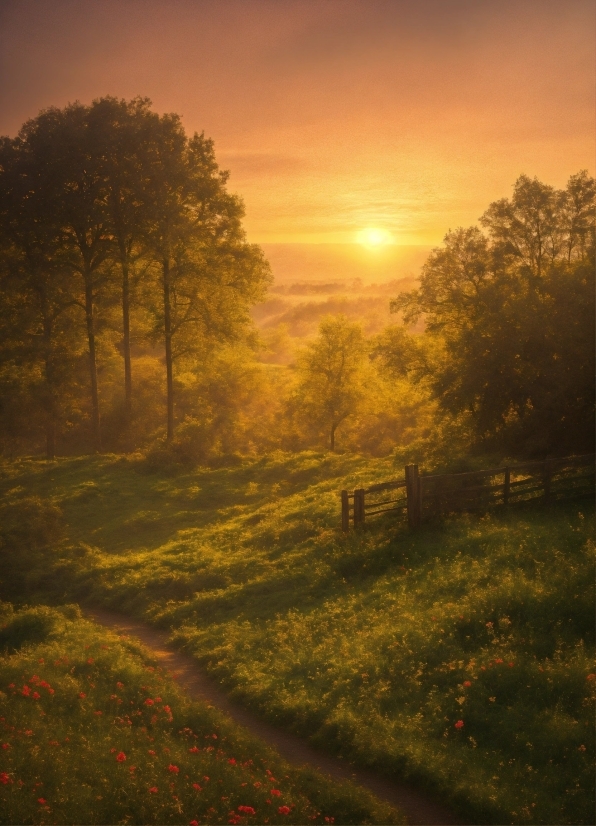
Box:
(0, 97, 593, 464)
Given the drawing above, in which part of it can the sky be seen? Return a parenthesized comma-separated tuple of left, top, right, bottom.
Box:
(0, 0, 594, 250)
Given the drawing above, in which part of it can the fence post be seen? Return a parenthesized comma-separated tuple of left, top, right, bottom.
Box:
(503, 467, 510, 505)
(341, 490, 349, 531)
(405, 464, 420, 529)
(354, 488, 365, 527)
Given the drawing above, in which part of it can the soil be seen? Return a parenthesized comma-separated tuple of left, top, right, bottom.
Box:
(86, 607, 465, 826)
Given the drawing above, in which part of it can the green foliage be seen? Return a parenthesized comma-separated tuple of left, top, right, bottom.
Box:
(391, 172, 596, 457)
(0, 603, 403, 825)
(0, 454, 593, 824)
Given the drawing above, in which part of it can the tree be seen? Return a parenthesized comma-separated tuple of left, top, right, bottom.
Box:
(391, 172, 595, 456)
(294, 315, 367, 451)
(141, 117, 270, 441)
(0, 133, 84, 457)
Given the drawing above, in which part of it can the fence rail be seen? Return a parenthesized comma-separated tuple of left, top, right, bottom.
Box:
(341, 453, 594, 530)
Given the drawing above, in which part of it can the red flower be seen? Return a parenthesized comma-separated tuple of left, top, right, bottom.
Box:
(1, 744, 9, 750)
(32, 692, 40, 700)
(129, 766, 137, 773)
(463, 681, 471, 688)
(163, 705, 171, 713)
(78, 692, 86, 699)
(116, 752, 126, 762)
(508, 662, 514, 667)
(454, 720, 464, 729)
(190, 821, 199, 826)
(189, 746, 200, 753)
(117, 682, 124, 689)
(37, 798, 47, 804)
(144, 698, 154, 706)
(193, 783, 202, 790)
(238, 805, 256, 814)
(0, 773, 12, 784)
(203, 776, 210, 782)
(228, 758, 236, 765)
(148, 787, 158, 794)
(22, 686, 30, 696)
(271, 789, 281, 796)
(278, 806, 291, 815)
(154, 697, 162, 702)
(148, 750, 156, 755)
(586, 674, 595, 681)
(494, 658, 503, 664)
(168, 764, 179, 773)
(87, 658, 94, 664)
(94, 711, 103, 716)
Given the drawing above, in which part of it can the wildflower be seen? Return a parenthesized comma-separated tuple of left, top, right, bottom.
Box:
(87, 658, 94, 664)
(271, 789, 281, 796)
(168, 764, 179, 773)
(2, 743, 10, 749)
(37, 798, 47, 804)
(117, 682, 124, 689)
(486, 621, 493, 628)
(32, 691, 40, 700)
(238, 806, 256, 814)
(203, 776, 210, 782)
(0, 773, 12, 784)
(163, 705, 171, 713)
(190, 821, 199, 826)
(228, 758, 236, 765)
(254, 781, 262, 788)
(7, 683, 15, 688)
(38, 658, 44, 664)
(155, 697, 162, 702)
(94, 711, 103, 716)
(116, 752, 126, 762)
(278, 806, 291, 815)
(193, 783, 202, 790)
(24, 730, 33, 736)
(189, 746, 200, 753)
(144, 699, 154, 706)
(578, 745, 586, 752)
(149, 786, 158, 794)
(129, 766, 137, 773)
(454, 720, 464, 729)
(463, 681, 472, 688)
(495, 658, 503, 664)
(148, 750, 156, 756)
(78, 692, 86, 699)
(31, 675, 40, 683)
(22, 685, 30, 696)
(587, 674, 596, 681)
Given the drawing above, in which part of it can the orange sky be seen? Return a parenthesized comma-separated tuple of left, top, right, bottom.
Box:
(0, 0, 594, 246)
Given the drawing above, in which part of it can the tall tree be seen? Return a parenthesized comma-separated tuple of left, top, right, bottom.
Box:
(0, 134, 82, 457)
(88, 97, 155, 432)
(142, 117, 270, 441)
(17, 104, 113, 451)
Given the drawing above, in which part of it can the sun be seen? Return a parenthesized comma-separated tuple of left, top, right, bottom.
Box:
(357, 227, 392, 247)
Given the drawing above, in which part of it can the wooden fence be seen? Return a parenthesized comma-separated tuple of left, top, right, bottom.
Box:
(341, 453, 595, 530)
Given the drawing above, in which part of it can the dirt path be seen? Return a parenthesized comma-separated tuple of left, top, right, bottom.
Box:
(86, 607, 464, 826)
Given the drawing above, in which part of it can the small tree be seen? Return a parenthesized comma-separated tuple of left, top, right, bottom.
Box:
(294, 315, 367, 451)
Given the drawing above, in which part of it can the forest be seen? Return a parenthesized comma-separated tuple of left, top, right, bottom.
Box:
(0, 96, 594, 468)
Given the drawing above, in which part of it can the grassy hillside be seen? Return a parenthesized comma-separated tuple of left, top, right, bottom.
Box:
(0, 602, 402, 824)
(0, 452, 594, 825)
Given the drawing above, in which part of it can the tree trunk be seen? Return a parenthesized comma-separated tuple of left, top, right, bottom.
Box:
(41, 292, 57, 459)
(121, 255, 132, 435)
(163, 257, 174, 442)
(84, 273, 102, 452)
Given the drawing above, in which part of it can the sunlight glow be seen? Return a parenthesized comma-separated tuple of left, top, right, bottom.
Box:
(357, 227, 393, 247)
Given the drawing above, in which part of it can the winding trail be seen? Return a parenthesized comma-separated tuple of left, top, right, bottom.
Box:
(86, 607, 464, 826)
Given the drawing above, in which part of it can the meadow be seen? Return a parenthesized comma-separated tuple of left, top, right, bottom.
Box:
(0, 452, 594, 824)
(0, 601, 403, 825)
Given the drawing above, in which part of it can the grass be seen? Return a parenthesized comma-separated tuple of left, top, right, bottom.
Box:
(0, 451, 594, 824)
(0, 602, 403, 825)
